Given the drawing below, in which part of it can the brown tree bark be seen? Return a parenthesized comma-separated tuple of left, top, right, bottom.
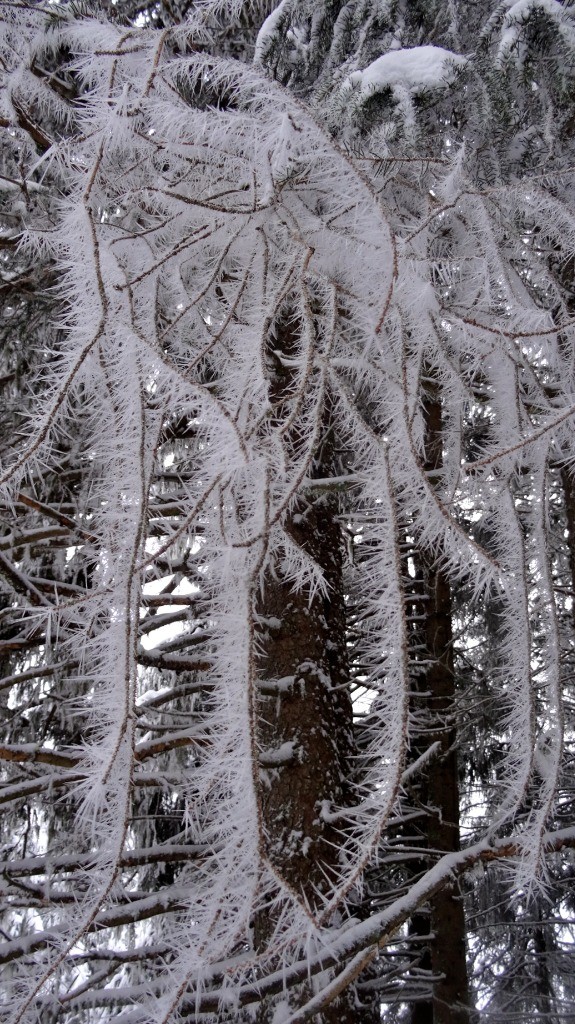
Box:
(253, 316, 379, 1023)
(406, 382, 474, 1024)
(561, 465, 575, 635)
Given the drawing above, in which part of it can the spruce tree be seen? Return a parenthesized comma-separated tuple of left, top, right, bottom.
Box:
(1, 3, 575, 1023)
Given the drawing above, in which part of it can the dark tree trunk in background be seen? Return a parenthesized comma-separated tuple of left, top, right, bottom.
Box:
(554, 257, 575, 635)
(253, 319, 379, 1024)
(408, 382, 473, 1024)
(255, 481, 353, 902)
(561, 466, 575, 635)
(423, 559, 471, 1024)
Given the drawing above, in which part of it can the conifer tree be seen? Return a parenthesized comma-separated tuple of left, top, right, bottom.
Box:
(1, 3, 575, 1023)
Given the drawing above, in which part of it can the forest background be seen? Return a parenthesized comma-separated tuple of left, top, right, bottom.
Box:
(1, 1, 575, 1022)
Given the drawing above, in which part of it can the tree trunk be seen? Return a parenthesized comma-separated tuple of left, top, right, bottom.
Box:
(253, 317, 379, 1023)
(561, 467, 575, 634)
(407, 383, 473, 1024)
(254, 469, 354, 911)
(424, 559, 471, 1024)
